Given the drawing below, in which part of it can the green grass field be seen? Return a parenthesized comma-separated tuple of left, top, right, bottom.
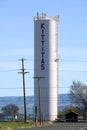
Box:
(0, 121, 35, 130)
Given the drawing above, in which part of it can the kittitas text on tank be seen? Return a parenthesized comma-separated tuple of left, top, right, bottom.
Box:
(41, 23, 45, 70)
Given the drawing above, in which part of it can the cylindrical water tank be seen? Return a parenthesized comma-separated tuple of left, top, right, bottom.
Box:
(34, 13, 59, 121)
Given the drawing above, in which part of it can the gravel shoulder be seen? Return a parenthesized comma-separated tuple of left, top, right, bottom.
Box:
(16, 122, 87, 130)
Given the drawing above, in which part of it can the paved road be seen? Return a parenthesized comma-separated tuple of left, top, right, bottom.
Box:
(17, 123, 87, 130)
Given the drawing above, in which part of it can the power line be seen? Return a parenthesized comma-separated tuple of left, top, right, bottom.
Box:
(1, 58, 87, 63)
(0, 85, 83, 89)
(1, 67, 87, 73)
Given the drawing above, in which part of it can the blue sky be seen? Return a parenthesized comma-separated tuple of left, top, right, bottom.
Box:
(0, 0, 87, 96)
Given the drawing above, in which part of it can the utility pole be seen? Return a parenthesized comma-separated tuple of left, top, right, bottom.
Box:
(34, 76, 44, 125)
(18, 58, 29, 123)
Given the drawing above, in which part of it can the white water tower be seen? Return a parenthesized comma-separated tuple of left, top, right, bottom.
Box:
(34, 13, 59, 121)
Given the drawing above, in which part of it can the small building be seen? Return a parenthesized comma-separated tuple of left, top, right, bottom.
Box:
(4, 115, 18, 120)
(0, 113, 18, 120)
(65, 111, 79, 122)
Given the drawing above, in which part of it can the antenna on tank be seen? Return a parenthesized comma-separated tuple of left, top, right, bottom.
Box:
(53, 15, 60, 21)
(37, 12, 39, 19)
(57, 15, 60, 22)
(42, 13, 47, 18)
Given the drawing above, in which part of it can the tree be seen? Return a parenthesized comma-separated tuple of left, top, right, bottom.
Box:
(1, 104, 19, 115)
(70, 81, 87, 119)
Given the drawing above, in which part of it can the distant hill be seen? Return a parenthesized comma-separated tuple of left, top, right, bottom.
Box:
(0, 96, 34, 114)
(0, 94, 72, 113)
(58, 94, 72, 110)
